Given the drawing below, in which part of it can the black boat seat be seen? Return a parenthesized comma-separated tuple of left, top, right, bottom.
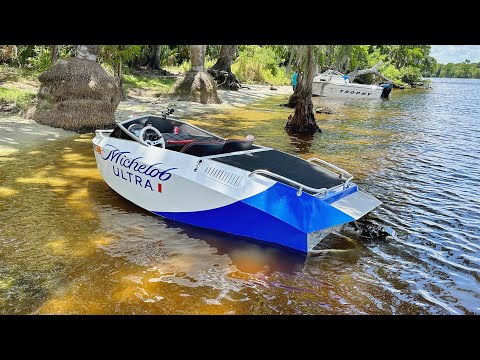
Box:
(180, 141, 225, 157)
(223, 139, 253, 154)
(213, 149, 345, 190)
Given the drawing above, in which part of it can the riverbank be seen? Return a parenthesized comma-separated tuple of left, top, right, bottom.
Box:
(0, 115, 76, 157)
(116, 84, 291, 121)
(0, 84, 291, 156)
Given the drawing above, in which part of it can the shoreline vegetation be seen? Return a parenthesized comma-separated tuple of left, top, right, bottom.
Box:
(434, 61, 480, 78)
(0, 45, 450, 116)
(0, 44, 476, 135)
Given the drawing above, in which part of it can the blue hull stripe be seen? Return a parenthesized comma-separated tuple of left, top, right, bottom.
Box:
(155, 200, 308, 251)
(153, 182, 356, 252)
(241, 183, 355, 232)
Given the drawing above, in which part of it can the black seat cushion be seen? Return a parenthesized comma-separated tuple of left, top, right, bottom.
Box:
(180, 141, 225, 157)
(223, 139, 253, 154)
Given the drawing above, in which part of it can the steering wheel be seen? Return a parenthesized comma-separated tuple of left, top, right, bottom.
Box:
(127, 123, 143, 137)
(139, 125, 165, 148)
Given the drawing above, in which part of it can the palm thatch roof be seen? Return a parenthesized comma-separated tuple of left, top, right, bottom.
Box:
(29, 57, 121, 132)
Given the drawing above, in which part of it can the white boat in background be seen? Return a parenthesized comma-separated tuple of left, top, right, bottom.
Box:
(312, 70, 393, 99)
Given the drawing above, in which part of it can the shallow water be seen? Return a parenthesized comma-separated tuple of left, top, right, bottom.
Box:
(1, 78, 479, 314)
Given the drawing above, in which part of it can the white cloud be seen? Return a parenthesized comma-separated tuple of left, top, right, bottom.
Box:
(431, 45, 480, 63)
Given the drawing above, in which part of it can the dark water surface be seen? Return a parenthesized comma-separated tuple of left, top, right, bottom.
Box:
(1, 78, 479, 314)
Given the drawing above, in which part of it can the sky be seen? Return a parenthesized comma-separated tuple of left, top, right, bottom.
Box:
(430, 45, 480, 64)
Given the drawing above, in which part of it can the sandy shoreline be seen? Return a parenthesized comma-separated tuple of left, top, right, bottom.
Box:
(0, 84, 291, 156)
(116, 84, 291, 121)
(0, 115, 76, 156)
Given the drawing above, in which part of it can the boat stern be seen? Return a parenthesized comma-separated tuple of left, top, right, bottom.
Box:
(305, 188, 382, 251)
(328, 189, 382, 220)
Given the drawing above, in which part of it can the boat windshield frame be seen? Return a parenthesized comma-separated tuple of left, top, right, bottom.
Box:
(317, 69, 345, 77)
(114, 114, 224, 147)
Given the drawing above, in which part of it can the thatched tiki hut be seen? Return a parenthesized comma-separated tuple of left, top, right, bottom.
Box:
(31, 45, 121, 132)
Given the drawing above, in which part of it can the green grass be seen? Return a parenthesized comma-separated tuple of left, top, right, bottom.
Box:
(0, 86, 36, 109)
(0, 64, 39, 83)
(232, 60, 291, 86)
(163, 61, 191, 74)
(231, 45, 292, 86)
(122, 73, 177, 94)
(162, 56, 290, 86)
(163, 58, 217, 75)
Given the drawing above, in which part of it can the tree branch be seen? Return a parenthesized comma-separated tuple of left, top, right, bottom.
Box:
(346, 62, 404, 88)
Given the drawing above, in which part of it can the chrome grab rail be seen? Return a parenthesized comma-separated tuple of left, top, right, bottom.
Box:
(249, 169, 328, 197)
(307, 157, 353, 188)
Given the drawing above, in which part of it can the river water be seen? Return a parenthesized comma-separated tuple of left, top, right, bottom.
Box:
(0, 78, 479, 314)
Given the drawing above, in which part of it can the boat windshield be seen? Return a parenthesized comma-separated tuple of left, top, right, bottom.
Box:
(314, 69, 349, 83)
(319, 69, 345, 77)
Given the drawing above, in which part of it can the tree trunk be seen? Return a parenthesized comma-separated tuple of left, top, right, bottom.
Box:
(190, 45, 206, 72)
(285, 46, 320, 134)
(115, 60, 125, 100)
(50, 45, 61, 64)
(345, 62, 382, 81)
(173, 45, 221, 104)
(210, 45, 237, 72)
(148, 45, 163, 70)
(346, 62, 404, 88)
(75, 45, 99, 61)
(286, 49, 294, 73)
(286, 73, 303, 108)
(207, 45, 240, 90)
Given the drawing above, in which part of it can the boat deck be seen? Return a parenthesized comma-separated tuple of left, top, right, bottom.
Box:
(212, 149, 344, 190)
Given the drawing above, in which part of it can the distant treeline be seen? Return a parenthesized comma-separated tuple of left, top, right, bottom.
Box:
(434, 61, 480, 78)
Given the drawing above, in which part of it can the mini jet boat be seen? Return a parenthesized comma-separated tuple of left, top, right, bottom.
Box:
(92, 109, 381, 253)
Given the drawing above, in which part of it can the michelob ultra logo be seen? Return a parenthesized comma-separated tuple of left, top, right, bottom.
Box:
(96, 144, 177, 192)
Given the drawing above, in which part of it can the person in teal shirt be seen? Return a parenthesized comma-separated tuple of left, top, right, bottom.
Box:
(291, 70, 298, 91)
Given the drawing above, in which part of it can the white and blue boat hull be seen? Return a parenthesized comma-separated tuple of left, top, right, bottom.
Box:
(92, 115, 381, 253)
(93, 137, 379, 252)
